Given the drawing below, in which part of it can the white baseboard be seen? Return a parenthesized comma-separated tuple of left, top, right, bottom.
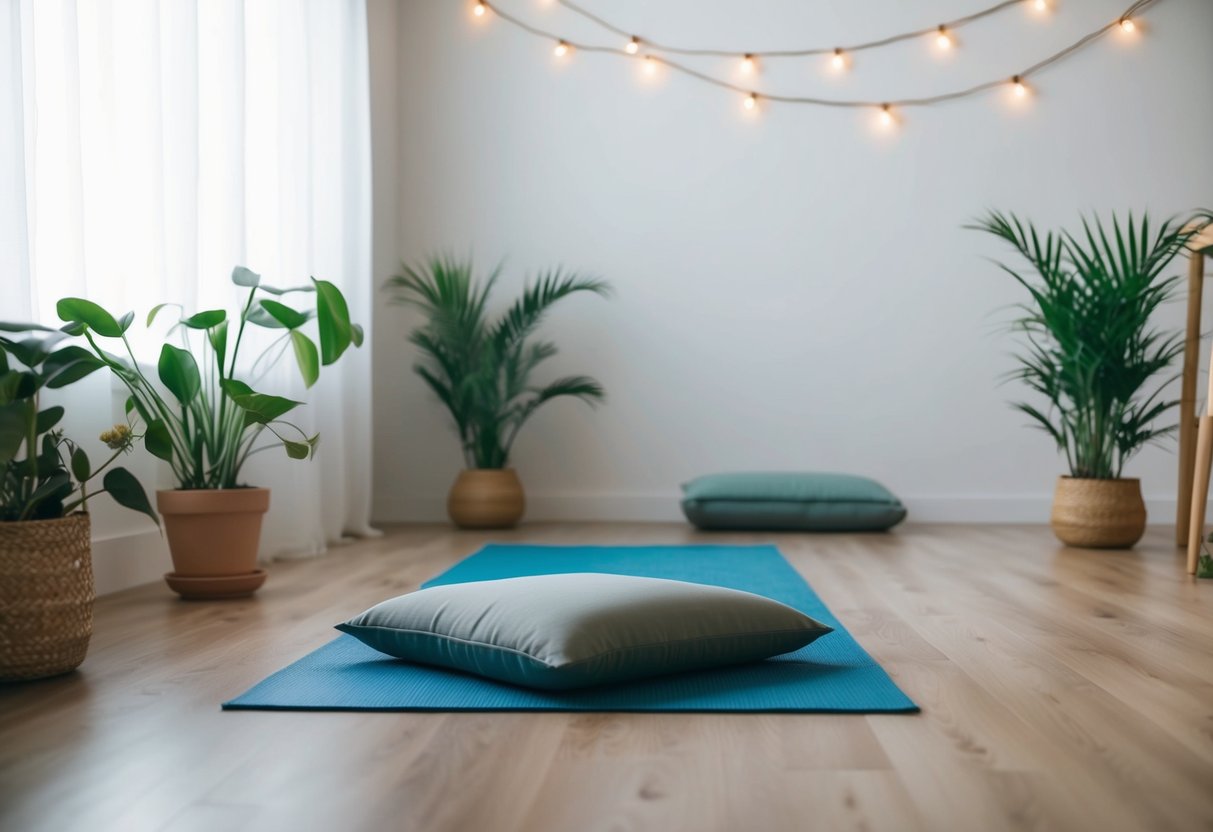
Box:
(372, 492, 1198, 526)
(91, 528, 172, 597)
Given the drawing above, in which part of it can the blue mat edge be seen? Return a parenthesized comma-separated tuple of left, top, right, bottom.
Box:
(222, 543, 920, 714)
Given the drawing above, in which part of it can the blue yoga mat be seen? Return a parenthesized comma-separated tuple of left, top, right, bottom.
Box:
(223, 544, 918, 713)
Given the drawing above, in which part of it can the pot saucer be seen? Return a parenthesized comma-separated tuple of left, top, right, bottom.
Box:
(164, 569, 267, 600)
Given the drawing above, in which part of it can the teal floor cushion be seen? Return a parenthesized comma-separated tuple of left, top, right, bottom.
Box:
(681, 472, 907, 532)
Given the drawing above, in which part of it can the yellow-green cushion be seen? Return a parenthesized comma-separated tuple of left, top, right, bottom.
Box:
(681, 472, 906, 531)
(336, 573, 833, 691)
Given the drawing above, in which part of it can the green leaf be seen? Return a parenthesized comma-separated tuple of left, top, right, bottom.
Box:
(56, 298, 124, 337)
(290, 330, 320, 388)
(35, 406, 65, 434)
(182, 309, 227, 329)
(313, 278, 354, 365)
(144, 419, 174, 462)
(59, 321, 86, 336)
(146, 302, 180, 327)
(157, 344, 201, 403)
(208, 320, 229, 370)
(0, 371, 38, 403)
(351, 324, 364, 348)
(71, 446, 91, 482)
(1, 334, 66, 369)
(220, 381, 301, 426)
(232, 266, 261, 287)
(42, 346, 105, 389)
(25, 472, 72, 516)
(0, 321, 55, 332)
(259, 284, 315, 296)
(283, 439, 310, 460)
(0, 402, 27, 464)
(260, 299, 309, 329)
(118, 310, 135, 333)
(102, 467, 159, 527)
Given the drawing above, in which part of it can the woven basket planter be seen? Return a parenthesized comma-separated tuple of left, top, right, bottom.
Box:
(1050, 476, 1146, 549)
(0, 514, 93, 681)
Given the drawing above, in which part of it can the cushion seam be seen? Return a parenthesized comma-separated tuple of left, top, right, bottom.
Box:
(338, 622, 828, 671)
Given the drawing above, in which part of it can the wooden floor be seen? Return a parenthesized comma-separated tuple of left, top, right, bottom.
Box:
(2, 523, 1212, 832)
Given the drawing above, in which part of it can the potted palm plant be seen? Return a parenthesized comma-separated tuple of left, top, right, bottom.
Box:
(54, 267, 363, 598)
(1, 323, 158, 679)
(972, 210, 1211, 548)
(386, 256, 610, 528)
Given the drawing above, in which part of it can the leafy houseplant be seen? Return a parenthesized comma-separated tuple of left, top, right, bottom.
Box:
(971, 210, 1211, 548)
(0, 323, 158, 680)
(54, 266, 363, 598)
(385, 256, 610, 528)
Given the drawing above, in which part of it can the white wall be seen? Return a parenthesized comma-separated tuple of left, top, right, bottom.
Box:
(369, 0, 1213, 524)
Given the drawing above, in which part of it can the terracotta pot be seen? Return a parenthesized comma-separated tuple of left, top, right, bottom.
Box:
(157, 488, 269, 599)
(447, 469, 525, 529)
(0, 514, 93, 681)
(1050, 476, 1146, 549)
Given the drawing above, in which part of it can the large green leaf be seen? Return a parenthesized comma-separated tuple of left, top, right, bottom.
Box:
(42, 346, 106, 389)
(313, 279, 354, 365)
(220, 379, 301, 425)
(260, 299, 309, 329)
(144, 419, 174, 462)
(1, 334, 66, 369)
(157, 344, 201, 404)
(71, 446, 91, 482)
(103, 467, 159, 527)
(290, 330, 320, 388)
(182, 309, 227, 329)
(35, 406, 65, 434)
(56, 298, 124, 337)
(0, 371, 38, 403)
(0, 402, 28, 464)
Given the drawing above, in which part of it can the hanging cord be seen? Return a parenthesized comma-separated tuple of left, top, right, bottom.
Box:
(556, 0, 1028, 58)
(480, 0, 1159, 109)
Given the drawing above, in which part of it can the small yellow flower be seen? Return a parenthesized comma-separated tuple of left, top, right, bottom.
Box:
(100, 423, 132, 450)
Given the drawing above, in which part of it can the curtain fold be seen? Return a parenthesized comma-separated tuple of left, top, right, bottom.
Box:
(2, 0, 378, 559)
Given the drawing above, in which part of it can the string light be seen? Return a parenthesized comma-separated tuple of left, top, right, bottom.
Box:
(477, 0, 1161, 120)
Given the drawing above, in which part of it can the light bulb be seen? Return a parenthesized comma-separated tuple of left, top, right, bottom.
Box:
(473, 1, 486, 17)
(935, 26, 952, 50)
(643, 56, 657, 75)
(554, 41, 569, 57)
(879, 104, 894, 127)
(740, 54, 755, 74)
(625, 37, 640, 55)
(1119, 17, 1135, 32)
(1032, 0, 1047, 10)
(831, 49, 845, 70)
(743, 93, 757, 111)
(1012, 76, 1027, 97)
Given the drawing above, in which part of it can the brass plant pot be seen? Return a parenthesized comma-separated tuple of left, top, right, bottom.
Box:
(0, 514, 93, 681)
(157, 488, 270, 599)
(447, 469, 526, 529)
(1050, 476, 1146, 549)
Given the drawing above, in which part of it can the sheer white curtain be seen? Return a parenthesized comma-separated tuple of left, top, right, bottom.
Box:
(1, 0, 377, 558)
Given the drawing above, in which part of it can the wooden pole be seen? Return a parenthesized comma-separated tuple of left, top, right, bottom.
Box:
(1177, 251, 1206, 547)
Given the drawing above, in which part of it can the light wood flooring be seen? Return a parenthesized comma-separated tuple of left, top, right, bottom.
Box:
(1, 523, 1211, 832)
